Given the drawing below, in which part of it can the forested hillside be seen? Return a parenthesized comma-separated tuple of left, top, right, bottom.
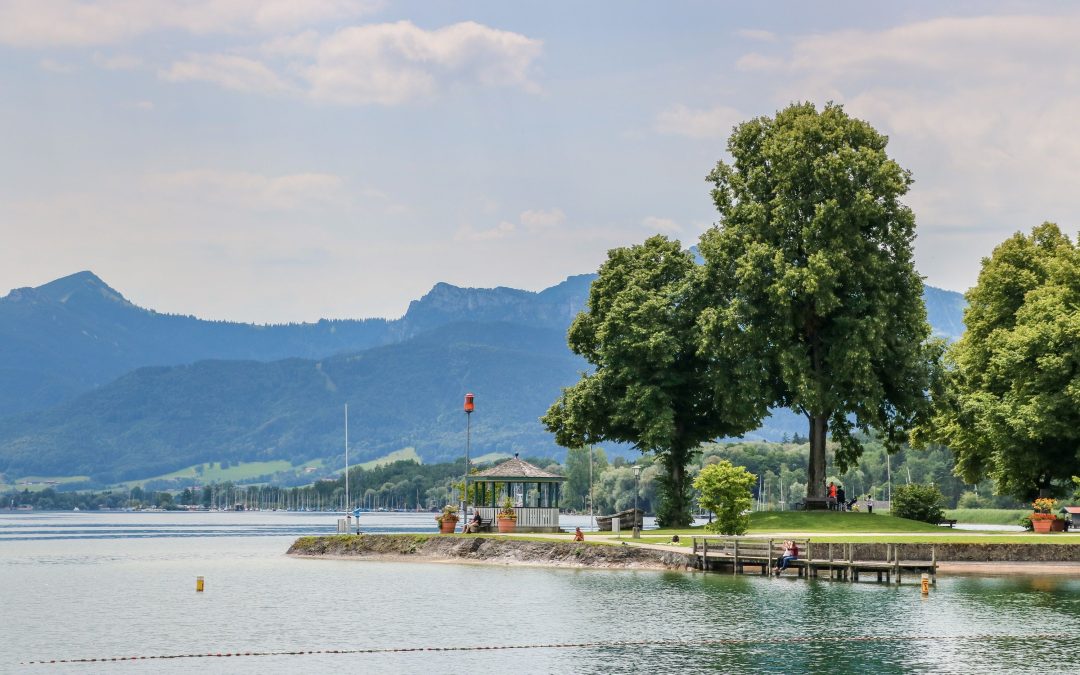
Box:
(0, 269, 966, 485)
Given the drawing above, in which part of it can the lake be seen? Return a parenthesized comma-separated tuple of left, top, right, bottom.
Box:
(2, 511, 1078, 673)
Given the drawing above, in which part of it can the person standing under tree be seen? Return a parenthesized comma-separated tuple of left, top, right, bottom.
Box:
(866, 495, 874, 514)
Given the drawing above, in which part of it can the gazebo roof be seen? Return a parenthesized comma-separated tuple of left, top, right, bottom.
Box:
(473, 455, 566, 482)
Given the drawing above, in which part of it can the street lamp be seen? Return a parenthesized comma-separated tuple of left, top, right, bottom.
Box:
(462, 393, 475, 531)
(632, 464, 642, 539)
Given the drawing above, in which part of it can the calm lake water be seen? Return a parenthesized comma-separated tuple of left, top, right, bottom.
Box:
(2, 511, 1079, 674)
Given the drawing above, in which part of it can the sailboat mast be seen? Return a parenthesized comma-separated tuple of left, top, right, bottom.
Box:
(345, 403, 350, 513)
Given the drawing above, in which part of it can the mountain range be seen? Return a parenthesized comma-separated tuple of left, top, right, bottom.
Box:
(0, 269, 966, 486)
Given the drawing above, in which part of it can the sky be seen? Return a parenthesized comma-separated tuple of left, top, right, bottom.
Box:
(2, 0, 1078, 323)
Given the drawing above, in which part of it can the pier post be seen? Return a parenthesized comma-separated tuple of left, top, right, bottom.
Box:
(734, 538, 739, 575)
(931, 545, 937, 584)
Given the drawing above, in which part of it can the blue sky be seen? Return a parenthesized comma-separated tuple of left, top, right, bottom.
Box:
(2, 1, 1077, 322)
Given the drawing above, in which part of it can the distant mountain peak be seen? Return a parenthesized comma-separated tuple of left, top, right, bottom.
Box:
(35, 270, 132, 307)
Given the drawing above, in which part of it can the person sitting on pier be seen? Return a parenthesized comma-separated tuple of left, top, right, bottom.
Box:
(775, 540, 799, 575)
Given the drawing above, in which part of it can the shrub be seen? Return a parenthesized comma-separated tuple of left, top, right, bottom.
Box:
(891, 483, 946, 524)
(693, 460, 755, 535)
(957, 490, 990, 509)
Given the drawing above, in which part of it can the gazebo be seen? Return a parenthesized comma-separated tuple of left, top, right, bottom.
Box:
(471, 454, 566, 532)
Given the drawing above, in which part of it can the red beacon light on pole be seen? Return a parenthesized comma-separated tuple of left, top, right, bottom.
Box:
(464, 393, 475, 413)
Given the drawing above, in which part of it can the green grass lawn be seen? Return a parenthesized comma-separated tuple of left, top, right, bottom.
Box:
(355, 447, 421, 470)
(114, 460, 294, 487)
(943, 508, 1028, 525)
(1, 475, 92, 492)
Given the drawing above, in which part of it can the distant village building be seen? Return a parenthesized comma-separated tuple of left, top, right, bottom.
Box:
(471, 454, 566, 532)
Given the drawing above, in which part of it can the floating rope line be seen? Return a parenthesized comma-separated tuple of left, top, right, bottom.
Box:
(21, 633, 1070, 665)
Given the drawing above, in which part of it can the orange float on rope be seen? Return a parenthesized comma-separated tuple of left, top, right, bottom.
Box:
(464, 393, 475, 413)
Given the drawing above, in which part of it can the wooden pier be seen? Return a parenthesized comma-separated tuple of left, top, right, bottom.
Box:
(691, 536, 937, 584)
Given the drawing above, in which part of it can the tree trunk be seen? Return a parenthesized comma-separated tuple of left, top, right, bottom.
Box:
(807, 415, 828, 498)
(658, 445, 694, 527)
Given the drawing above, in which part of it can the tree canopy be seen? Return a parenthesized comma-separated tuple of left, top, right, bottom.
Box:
(542, 236, 767, 526)
(698, 101, 940, 499)
(921, 223, 1080, 500)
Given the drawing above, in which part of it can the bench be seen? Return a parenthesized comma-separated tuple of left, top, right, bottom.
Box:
(477, 517, 494, 533)
(802, 497, 832, 511)
(938, 519, 958, 528)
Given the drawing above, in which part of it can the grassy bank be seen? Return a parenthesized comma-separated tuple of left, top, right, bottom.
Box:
(943, 508, 1028, 525)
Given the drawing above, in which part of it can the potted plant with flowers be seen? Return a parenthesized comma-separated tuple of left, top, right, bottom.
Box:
(497, 496, 517, 533)
(1030, 498, 1064, 533)
(436, 505, 459, 534)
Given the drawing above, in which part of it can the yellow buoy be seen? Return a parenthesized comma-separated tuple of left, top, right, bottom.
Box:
(921, 573, 929, 596)
(196, 576, 205, 592)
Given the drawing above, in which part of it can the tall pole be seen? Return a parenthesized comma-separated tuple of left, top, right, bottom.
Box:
(589, 446, 594, 530)
(344, 403, 349, 516)
(632, 464, 641, 539)
(463, 393, 474, 531)
(887, 452, 892, 505)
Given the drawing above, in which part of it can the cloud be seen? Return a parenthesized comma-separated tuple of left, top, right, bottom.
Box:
(736, 52, 783, 71)
(0, 0, 377, 47)
(93, 53, 144, 70)
(737, 29, 777, 42)
(161, 53, 295, 94)
(732, 11, 1080, 290)
(304, 21, 543, 105)
(455, 207, 565, 241)
(655, 104, 743, 140)
(133, 100, 155, 111)
(641, 216, 681, 233)
(155, 20, 542, 105)
(147, 170, 347, 211)
(38, 58, 76, 73)
(455, 221, 516, 242)
(520, 208, 565, 231)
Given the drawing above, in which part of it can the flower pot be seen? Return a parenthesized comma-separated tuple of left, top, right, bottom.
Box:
(1051, 518, 1066, 532)
(1032, 518, 1053, 533)
(497, 516, 516, 533)
(439, 517, 459, 534)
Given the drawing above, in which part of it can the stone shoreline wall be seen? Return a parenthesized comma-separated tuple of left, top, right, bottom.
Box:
(288, 534, 694, 569)
(288, 535, 1080, 567)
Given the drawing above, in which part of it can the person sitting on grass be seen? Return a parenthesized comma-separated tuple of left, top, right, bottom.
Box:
(775, 540, 799, 575)
(573, 527, 585, 541)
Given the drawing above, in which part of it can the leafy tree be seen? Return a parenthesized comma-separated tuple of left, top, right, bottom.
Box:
(920, 223, 1080, 500)
(891, 483, 945, 524)
(693, 460, 755, 535)
(699, 102, 940, 499)
(543, 236, 767, 527)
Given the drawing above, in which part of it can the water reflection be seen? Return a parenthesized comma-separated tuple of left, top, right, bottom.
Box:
(2, 512, 1079, 673)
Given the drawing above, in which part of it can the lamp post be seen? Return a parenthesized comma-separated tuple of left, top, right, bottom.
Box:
(632, 464, 641, 539)
(462, 393, 474, 531)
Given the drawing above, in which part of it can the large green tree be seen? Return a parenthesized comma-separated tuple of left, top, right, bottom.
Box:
(543, 236, 767, 526)
(923, 223, 1080, 500)
(698, 102, 939, 500)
